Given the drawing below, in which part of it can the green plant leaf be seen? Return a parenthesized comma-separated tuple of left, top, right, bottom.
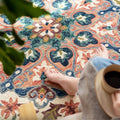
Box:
(0, 6, 16, 23)
(12, 29, 25, 45)
(0, 0, 50, 75)
(0, 38, 7, 51)
(0, 31, 5, 36)
(0, 48, 16, 75)
(3, 33, 11, 41)
(3, 0, 49, 23)
(6, 47, 25, 66)
(24, 3, 49, 18)
(0, 31, 11, 42)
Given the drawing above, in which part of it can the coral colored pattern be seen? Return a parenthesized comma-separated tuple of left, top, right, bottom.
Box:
(0, 98, 20, 119)
(0, 0, 120, 119)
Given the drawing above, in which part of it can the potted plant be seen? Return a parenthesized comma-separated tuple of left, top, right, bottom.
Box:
(0, 0, 49, 75)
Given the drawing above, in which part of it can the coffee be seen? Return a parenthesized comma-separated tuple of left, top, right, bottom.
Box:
(104, 71, 120, 88)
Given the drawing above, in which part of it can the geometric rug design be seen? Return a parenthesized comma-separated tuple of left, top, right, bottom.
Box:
(0, 0, 120, 119)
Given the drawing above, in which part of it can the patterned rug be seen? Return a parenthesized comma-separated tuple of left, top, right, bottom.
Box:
(0, 0, 120, 119)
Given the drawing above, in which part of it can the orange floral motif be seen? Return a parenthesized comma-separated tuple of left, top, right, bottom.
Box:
(0, 98, 19, 119)
(60, 100, 79, 116)
(82, 52, 91, 61)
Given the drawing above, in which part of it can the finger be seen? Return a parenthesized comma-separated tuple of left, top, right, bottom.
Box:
(97, 48, 101, 53)
(49, 69, 58, 73)
(45, 81, 63, 90)
(50, 69, 59, 73)
(44, 67, 49, 72)
(115, 91, 120, 100)
(100, 44, 106, 51)
(99, 47, 102, 52)
(96, 49, 99, 54)
(45, 78, 49, 81)
(111, 93, 116, 102)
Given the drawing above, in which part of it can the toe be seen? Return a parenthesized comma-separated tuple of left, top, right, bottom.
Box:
(100, 44, 107, 51)
(97, 48, 101, 53)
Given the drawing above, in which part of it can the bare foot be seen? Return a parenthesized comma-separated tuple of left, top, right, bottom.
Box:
(43, 44, 108, 95)
(94, 44, 108, 58)
(44, 68, 79, 95)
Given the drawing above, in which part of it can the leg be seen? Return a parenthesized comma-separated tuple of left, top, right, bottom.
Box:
(91, 45, 120, 72)
(94, 44, 108, 58)
(44, 44, 118, 95)
(91, 57, 120, 72)
(44, 68, 79, 95)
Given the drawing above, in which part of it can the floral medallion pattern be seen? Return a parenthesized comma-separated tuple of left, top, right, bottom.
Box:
(73, 12, 95, 25)
(74, 31, 98, 47)
(29, 0, 45, 7)
(0, 97, 20, 119)
(0, 0, 120, 119)
(52, 0, 72, 10)
(50, 47, 73, 66)
(21, 47, 40, 65)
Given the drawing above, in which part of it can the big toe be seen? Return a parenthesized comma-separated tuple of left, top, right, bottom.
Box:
(100, 44, 107, 52)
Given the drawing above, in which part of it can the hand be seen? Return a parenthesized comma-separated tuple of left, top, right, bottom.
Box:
(112, 91, 120, 116)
